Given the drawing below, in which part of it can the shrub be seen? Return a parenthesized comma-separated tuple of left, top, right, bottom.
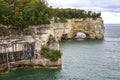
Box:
(50, 50, 62, 62)
(41, 46, 62, 62)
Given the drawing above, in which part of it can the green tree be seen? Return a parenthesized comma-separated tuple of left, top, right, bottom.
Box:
(0, 0, 51, 29)
(88, 11, 92, 17)
(43, 13, 50, 24)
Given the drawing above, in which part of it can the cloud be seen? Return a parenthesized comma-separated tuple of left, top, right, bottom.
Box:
(48, 0, 120, 12)
(102, 12, 120, 24)
(47, 0, 120, 24)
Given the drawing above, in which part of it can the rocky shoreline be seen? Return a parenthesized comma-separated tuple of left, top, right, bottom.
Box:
(0, 18, 104, 74)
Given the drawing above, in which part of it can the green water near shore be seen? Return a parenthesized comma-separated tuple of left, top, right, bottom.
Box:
(1, 24, 120, 80)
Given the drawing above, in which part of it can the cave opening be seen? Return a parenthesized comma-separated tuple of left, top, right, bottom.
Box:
(61, 34, 68, 40)
(73, 32, 87, 39)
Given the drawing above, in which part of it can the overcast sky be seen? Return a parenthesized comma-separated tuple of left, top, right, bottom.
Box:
(47, 0, 120, 24)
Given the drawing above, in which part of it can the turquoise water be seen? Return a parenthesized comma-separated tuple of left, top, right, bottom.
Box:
(1, 24, 120, 80)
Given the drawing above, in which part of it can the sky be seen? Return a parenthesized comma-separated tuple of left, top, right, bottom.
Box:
(47, 0, 120, 24)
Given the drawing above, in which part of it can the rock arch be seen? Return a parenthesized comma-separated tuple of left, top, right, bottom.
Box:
(72, 30, 90, 39)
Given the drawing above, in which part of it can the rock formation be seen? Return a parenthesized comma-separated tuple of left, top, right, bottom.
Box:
(0, 18, 104, 74)
(52, 18, 104, 40)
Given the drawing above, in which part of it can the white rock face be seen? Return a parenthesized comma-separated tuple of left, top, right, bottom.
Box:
(0, 18, 104, 55)
(0, 18, 104, 72)
(50, 18, 104, 40)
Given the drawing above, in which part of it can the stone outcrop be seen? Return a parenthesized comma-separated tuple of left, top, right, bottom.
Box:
(0, 18, 104, 74)
(0, 25, 61, 73)
(70, 18, 104, 39)
(52, 18, 104, 40)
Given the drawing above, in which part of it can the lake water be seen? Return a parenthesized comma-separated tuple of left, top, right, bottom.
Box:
(1, 24, 120, 80)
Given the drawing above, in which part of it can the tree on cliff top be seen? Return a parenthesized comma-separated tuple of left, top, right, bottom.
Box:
(0, 0, 51, 30)
(53, 8, 101, 20)
(0, 0, 101, 29)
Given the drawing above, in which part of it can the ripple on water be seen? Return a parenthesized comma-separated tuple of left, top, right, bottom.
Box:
(1, 25, 120, 80)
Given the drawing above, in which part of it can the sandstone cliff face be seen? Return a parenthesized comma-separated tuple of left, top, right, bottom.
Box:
(0, 18, 104, 73)
(0, 25, 61, 73)
(70, 18, 104, 39)
(52, 18, 104, 40)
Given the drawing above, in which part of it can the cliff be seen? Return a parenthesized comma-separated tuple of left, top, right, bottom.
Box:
(52, 18, 104, 40)
(0, 18, 104, 74)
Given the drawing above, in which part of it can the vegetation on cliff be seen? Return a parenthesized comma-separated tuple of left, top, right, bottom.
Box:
(0, 0, 51, 29)
(0, 0, 101, 29)
(53, 8, 101, 22)
(41, 46, 62, 62)
(41, 35, 62, 62)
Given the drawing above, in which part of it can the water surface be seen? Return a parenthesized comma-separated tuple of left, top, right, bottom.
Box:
(0, 24, 120, 80)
